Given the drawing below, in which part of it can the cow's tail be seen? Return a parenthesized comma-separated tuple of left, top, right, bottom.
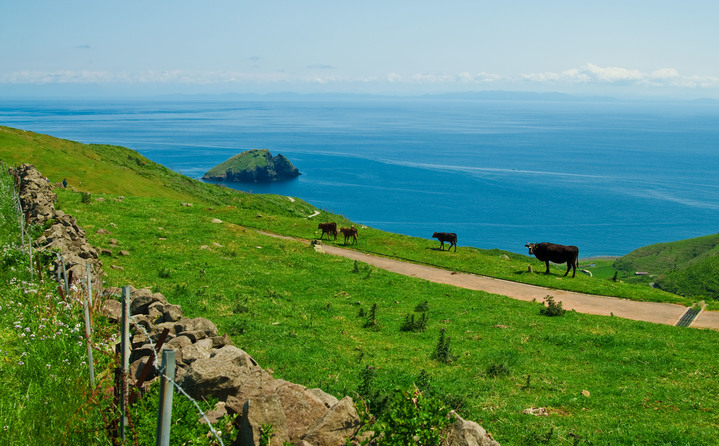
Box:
(574, 249, 579, 269)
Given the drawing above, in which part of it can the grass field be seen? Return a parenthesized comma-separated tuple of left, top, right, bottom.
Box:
(59, 189, 719, 445)
(3, 126, 719, 444)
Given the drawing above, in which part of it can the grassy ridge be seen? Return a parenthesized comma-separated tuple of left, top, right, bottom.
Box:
(4, 126, 719, 444)
(614, 234, 719, 301)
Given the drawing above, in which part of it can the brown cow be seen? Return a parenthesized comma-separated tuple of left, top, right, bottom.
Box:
(318, 222, 337, 240)
(339, 226, 358, 245)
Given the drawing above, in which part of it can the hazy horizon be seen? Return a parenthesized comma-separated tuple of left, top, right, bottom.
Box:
(2, 1, 719, 100)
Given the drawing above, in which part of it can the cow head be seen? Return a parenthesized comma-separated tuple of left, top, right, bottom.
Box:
(432, 232, 439, 238)
(525, 242, 536, 255)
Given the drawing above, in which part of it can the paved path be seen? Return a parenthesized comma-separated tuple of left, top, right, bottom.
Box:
(259, 231, 719, 330)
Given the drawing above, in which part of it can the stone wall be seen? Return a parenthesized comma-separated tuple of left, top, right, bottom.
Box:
(10, 163, 499, 446)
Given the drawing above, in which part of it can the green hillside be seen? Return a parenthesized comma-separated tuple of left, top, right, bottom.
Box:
(614, 233, 719, 300)
(3, 126, 719, 445)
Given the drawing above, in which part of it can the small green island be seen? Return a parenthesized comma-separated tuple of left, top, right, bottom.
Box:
(202, 148, 301, 183)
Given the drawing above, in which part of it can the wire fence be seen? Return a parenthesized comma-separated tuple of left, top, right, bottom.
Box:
(4, 162, 228, 445)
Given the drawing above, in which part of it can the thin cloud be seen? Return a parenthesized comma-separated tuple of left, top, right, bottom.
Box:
(2, 64, 718, 91)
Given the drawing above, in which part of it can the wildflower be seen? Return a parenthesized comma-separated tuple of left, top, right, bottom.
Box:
(45, 364, 51, 369)
(17, 361, 24, 366)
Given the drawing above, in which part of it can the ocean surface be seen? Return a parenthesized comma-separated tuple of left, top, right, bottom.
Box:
(2, 96, 719, 257)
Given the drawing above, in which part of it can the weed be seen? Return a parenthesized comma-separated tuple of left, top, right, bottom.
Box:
(540, 295, 566, 316)
(369, 387, 455, 446)
(80, 192, 91, 203)
(487, 362, 511, 377)
(232, 296, 249, 314)
(259, 423, 275, 446)
(353, 260, 359, 273)
(431, 328, 455, 364)
(158, 267, 172, 278)
(399, 312, 428, 332)
(414, 300, 430, 312)
(363, 303, 380, 331)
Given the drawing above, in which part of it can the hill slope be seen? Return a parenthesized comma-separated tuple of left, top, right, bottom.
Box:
(614, 233, 719, 299)
(5, 126, 719, 444)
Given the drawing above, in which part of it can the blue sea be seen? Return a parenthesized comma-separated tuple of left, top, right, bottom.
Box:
(2, 96, 719, 257)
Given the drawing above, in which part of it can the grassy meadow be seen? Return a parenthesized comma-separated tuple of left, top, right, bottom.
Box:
(2, 126, 719, 444)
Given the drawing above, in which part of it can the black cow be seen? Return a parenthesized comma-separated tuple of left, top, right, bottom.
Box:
(318, 222, 337, 240)
(432, 232, 457, 252)
(339, 226, 358, 245)
(525, 242, 579, 277)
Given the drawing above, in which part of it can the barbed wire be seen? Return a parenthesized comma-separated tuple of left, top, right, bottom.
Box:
(128, 314, 226, 446)
(5, 165, 228, 445)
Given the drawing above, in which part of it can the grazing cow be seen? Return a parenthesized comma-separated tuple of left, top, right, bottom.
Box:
(525, 242, 579, 277)
(317, 222, 337, 240)
(339, 226, 358, 245)
(432, 232, 457, 252)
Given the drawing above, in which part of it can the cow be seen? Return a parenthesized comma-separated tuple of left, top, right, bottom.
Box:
(432, 232, 457, 252)
(317, 222, 337, 240)
(525, 242, 579, 277)
(339, 226, 358, 245)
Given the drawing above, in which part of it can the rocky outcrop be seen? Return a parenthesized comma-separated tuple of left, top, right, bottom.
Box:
(202, 149, 301, 183)
(11, 163, 499, 446)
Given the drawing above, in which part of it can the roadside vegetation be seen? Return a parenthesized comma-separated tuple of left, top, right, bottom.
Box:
(3, 126, 719, 444)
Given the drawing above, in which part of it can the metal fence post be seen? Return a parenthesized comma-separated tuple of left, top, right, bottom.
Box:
(86, 263, 93, 307)
(120, 286, 131, 442)
(82, 290, 95, 388)
(156, 349, 176, 446)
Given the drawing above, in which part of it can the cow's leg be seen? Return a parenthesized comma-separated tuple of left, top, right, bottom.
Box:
(453, 242, 457, 252)
(564, 262, 570, 277)
(440, 241, 444, 250)
(545, 261, 550, 274)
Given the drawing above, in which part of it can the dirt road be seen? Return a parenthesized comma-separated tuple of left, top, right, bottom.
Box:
(260, 232, 719, 330)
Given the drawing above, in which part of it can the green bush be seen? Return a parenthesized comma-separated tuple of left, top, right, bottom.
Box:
(539, 295, 566, 317)
(369, 387, 455, 445)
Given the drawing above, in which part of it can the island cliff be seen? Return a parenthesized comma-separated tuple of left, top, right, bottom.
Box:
(202, 149, 301, 183)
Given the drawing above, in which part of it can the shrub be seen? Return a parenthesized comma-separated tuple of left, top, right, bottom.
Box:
(540, 295, 566, 316)
(414, 300, 430, 312)
(369, 387, 455, 446)
(431, 328, 455, 364)
(80, 192, 91, 203)
(487, 362, 511, 377)
(399, 312, 428, 332)
(363, 303, 380, 330)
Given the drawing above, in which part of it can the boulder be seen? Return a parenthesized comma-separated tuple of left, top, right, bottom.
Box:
(174, 317, 218, 338)
(178, 345, 263, 401)
(236, 394, 291, 446)
(301, 396, 361, 446)
(442, 412, 500, 446)
(275, 382, 329, 441)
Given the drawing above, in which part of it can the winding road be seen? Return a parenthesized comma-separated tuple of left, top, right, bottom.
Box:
(259, 231, 719, 330)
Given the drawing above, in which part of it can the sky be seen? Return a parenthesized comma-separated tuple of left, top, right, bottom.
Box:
(2, 0, 719, 98)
